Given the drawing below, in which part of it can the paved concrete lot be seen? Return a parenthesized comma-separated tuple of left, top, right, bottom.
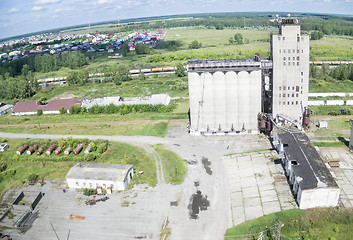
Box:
(318, 147, 353, 208)
(1, 128, 295, 240)
(223, 150, 296, 226)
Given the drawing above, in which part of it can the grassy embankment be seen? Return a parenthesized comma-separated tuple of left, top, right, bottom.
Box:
(152, 144, 187, 184)
(225, 208, 353, 239)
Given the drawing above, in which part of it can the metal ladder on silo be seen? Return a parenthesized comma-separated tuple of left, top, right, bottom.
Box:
(197, 73, 205, 131)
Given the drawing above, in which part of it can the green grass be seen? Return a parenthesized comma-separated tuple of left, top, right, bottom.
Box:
(152, 144, 187, 184)
(0, 121, 170, 137)
(310, 35, 353, 61)
(310, 105, 353, 116)
(225, 208, 353, 240)
(0, 138, 159, 200)
(312, 141, 347, 147)
(309, 79, 353, 93)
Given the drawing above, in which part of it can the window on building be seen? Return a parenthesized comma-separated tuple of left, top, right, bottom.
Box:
(296, 101, 298, 105)
(288, 49, 291, 53)
(301, 86, 303, 89)
(279, 86, 281, 90)
(283, 49, 286, 53)
(301, 91, 303, 94)
(283, 57, 286, 61)
(278, 36, 281, 41)
(76, 182, 79, 186)
(89, 183, 92, 188)
(279, 94, 281, 97)
(292, 86, 294, 90)
(283, 37, 285, 40)
(297, 49, 300, 53)
(288, 86, 290, 90)
(293, 57, 295, 60)
(288, 101, 290, 105)
(288, 62, 290, 66)
(283, 101, 286, 105)
(83, 182, 86, 187)
(297, 56, 300, 60)
(296, 93, 299, 97)
(297, 36, 300, 42)
(293, 49, 295, 53)
(302, 49, 304, 53)
(292, 94, 294, 97)
(279, 49, 281, 53)
(284, 62, 286, 66)
(287, 94, 290, 97)
(292, 101, 294, 105)
(301, 72, 304, 76)
(296, 86, 299, 92)
(279, 101, 281, 105)
(293, 62, 295, 66)
(297, 62, 299, 66)
(301, 79, 303, 82)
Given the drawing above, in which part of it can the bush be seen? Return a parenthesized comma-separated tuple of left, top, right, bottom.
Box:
(84, 154, 97, 161)
(59, 107, 67, 114)
(37, 109, 43, 116)
(83, 188, 94, 196)
(188, 40, 202, 49)
(175, 63, 186, 77)
(28, 173, 39, 182)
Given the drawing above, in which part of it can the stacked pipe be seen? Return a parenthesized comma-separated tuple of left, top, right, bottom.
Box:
(64, 147, 71, 155)
(46, 144, 55, 156)
(26, 144, 38, 155)
(73, 143, 83, 155)
(16, 144, 28, 155)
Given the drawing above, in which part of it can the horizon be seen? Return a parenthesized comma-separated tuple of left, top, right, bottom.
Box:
(1, 0, 353, 40)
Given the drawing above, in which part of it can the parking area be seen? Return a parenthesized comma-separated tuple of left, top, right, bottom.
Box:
(223, 150, 296, 226)
(318, 147, 353, 208)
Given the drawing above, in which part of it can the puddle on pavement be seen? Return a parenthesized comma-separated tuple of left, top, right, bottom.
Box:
(188, 190, 210, 220)
(202, 157, 212, 175)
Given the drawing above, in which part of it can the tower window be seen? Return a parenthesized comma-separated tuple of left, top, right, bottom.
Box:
(292, 93, 294, 97)
(288, 49, 291, 53)
(288, 62, 290, 66)
(297, 36, 300, 42)
(297, 49, 300, 53)
(296, 93, 299, 97)
(284, 62, 286, 66)
(287, 94, 290, 97)
(297, 62, 299, 66)
(297, 56, 300, 60)
(288, 86, 290, 90)
(296, 86, 299, 92)
(292, 86, 294, 90)
(288, 101, 290, 105)
(301, 72, 304, 76)
(279, 86, 281, 90)
(283, 57, 286, 61)
(293, 62, 295, 66)
(283, 101, 286, 105)
(279, 94, 281, 97)
(279, 49, 281, 53)
(278, 36, 281, 41)
(296, 101, 298, 105)
(302, 49, 304, 53)
(283, 49, 286, 53)
(283, 37, 285, 40)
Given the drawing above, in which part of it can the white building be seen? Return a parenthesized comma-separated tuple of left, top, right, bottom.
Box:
(271, 18, 310, 124)
(273, 129, 340, 209)
(66, 163, 134, 191)
(187, 59, 262, 135)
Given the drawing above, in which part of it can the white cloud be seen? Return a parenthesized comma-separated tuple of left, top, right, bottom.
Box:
(34, 0, 61, 5)
(32, 6, 46, 11)
(97, 0, 114, 4)
(54, 9, 62, 13)
(8, 8, 20, 13)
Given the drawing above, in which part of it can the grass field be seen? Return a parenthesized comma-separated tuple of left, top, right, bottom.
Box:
(225, 208, 353, 239)
(0, 139, 158, 199)
(310, 35, 353, 61)
(152, 144, 187, 184)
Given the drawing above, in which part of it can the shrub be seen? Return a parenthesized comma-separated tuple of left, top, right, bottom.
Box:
(59, 107, 67, 114)
(83, 188, 94, 196)
(37, 109, 43, 116)
(28, 173, 39, 182)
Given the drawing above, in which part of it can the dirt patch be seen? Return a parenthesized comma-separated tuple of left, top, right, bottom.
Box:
(202, 157, 212, 175)
(188, 190, 210, 220)
(50, 93, 77, 101)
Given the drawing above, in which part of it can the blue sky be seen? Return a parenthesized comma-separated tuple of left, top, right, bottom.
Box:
(0, 0, 352, 39)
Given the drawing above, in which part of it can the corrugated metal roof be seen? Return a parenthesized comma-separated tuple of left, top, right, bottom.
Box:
(12, 99, 82, 113)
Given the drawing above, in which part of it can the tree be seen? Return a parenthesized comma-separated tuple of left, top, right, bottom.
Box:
(114, 65, 131, 84)
(188, 40, 202, 49)
(228, 37, 234, 44)
(135, 43, 151, 55)
(311, 31, 324, 40)
(37, 109, 43, 116)
(175, 63, 186, 77)
(234, 33, 244, 44)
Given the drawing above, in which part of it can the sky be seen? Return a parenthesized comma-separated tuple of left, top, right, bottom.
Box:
(0, 0, 352, 39)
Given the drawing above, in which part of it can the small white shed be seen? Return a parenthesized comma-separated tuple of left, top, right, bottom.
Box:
(318, 120, 328, 129)
(66, 163, 134, 191)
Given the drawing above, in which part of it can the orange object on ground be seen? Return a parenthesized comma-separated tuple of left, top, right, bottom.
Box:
(69, 214, 85, 220)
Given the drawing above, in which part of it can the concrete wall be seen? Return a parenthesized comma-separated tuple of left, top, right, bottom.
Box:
(188, 70, 261, 134)
(271, 22, 309, 123)
(298, 188, 340, 209)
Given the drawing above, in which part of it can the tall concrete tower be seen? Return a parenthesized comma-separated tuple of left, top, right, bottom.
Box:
(271, 18, 309, 124)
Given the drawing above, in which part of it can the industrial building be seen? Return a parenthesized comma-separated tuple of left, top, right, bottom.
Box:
(66, 163, 134, 191)
(187, 17, 309, 135)
(187, 59, 262, 135)
(270, 18, 310, 124)
(81, 94, 170, 109)
(273, 128, 340, 209)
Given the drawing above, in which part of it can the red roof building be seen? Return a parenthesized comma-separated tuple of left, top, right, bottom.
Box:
(12, 99, 82, 116)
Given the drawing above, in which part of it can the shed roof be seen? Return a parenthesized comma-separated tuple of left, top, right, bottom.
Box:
(278, 131, 338, 190)
(66, 163, 133, 182)
(12, 99, 82, 113)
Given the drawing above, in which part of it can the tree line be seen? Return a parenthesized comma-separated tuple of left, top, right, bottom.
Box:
(310, 64, 353, 81)
(66, 103, 176, 115)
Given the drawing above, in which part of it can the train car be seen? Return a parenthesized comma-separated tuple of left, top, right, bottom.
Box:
(141, 68, 152, 73)
(163, 66, 174, 72)
(331, 61, 340, 65)
(129, 69, 140, 74)
(313, 61, 322, 65)
(323, 61, 331, 65)
(152, 67, 163, 72)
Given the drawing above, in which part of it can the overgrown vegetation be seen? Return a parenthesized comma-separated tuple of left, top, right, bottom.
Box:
(152, 144, 187, 184)
(225, 208, 353, 239)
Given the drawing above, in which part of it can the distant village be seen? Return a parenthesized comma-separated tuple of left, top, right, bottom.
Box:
(0, 29, 164, 62)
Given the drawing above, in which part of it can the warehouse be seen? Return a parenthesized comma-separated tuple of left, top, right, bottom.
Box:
(66, 163, 134, 191)
(187, 59, 262, 135)
(12, 99, 82, 115)
(273, 128, 340, 209)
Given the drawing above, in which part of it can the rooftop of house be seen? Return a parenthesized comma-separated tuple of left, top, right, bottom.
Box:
(12, 98, 82, 113)
(277, 131, 338, 190)
(66, 163, 133, 182)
